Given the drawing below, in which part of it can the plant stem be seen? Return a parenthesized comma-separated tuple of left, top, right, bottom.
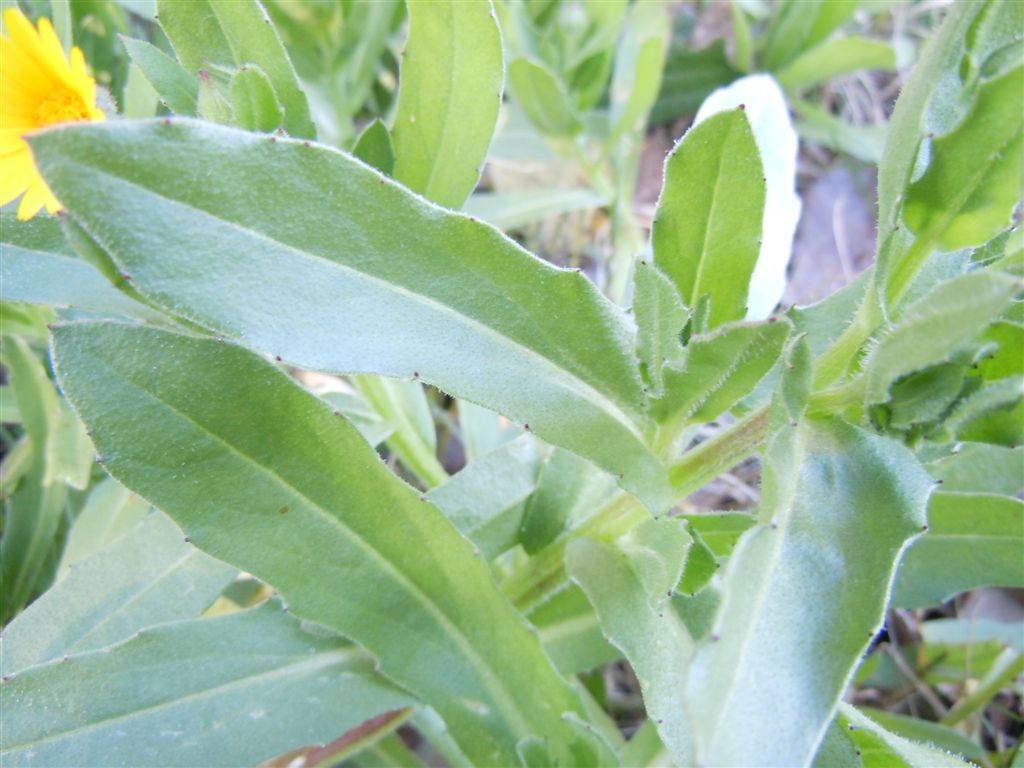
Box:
(668, 405, 771, 497)
(353, 375, 448, 488)
(941, 649, 1024, 728)
(503, 405, 772, 613)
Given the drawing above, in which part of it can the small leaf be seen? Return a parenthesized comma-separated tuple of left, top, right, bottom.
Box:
(55, 476, 150, 577)
(391, 0, 503, 209)
(927, 443, 1023, 495)
(120, 36, 198, 115)
(352, 118, 395, 177)
(605, 1, 669, 150)
(652, 109, 766, 328)
(632, 260, 688, 397)
(692, 75, 801, 321)
(893, 491, 1024, 608)
(157, 0, 315, 138)
(426, 436, 538, 558)
(839, 704, 975, 768)
(865, 270, 1020, 406)
(507, 58, 581, 137)
(651, 320, 790, 434)
(530, 586, 618, 675)
(230, 64, 284, 133)
(776, 36, 895, 92)
(946, 375, 1024, 446)
(568, 522, 696, 767)
(521, 449, 606, 555)
(902, 66, 1023, 254)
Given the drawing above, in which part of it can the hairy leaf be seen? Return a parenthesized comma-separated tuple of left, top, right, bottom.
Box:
(568, 519, 695, 766)
(893, 492, 1024, 608)
(0, 602, 413, 767)
(30, 120, 671, 510)
(1, 512, 235, 676)
(652, 109, 765, 328)
(52, 322, 592, 766)
(684, 419, 931, 767)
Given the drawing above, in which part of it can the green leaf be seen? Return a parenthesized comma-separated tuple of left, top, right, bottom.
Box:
(119, 36, 198, 115)
(353, 118, 396, 177)
(605, 0, 669, 150)
(230, 64, 284, 132)
(795, 98, 886, 165)
(507, 58, 581, 137)
(464, 188, 608, 231)
(51, 321, 593, 766)
(651, 109, 766, 329)
(0, 238, 160, 322)
(0, 336, 66, 624)
(521, 449, 607, 555)
(0, 602, 414, 767)
(811, 719, 863, 768)
(530, 586, 619, 675)
(864, 270, 1020, 406)
(31, 119, 671, 510)
(946, 375, 1024, 446)
(157, 0, 315, 138)
(877, 0, 1023, 305)
(567, 520, 696, 766)
(425, 436, 538, 558)
(776, 36, 895, 91)
(318, 389, 394, 448)
(838, 704, 975, 768)
(650, 40, 738, 125)
(391, 0, 503, 210)
(927, 443, 1023, 495)
(55, 476, 149, 577)
(893, 491, 1024, 608)
(894, 65, 1024, 298)
(354, 375, 446, 488)
(774, 332, 813, 425)
(760, 0, 858, 71)
(1, 512, 235, 676)
(651, 320, 790, 438)
(856, 709, 988, 767)
(0, 213, 161, 322)
(632, 260, 688, 397)
(683, 419, 931, 767)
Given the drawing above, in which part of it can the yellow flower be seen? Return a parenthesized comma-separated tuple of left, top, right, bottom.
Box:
(1, 8, 104, 220)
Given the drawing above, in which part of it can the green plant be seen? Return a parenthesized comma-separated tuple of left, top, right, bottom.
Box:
(1, 0, 1022, 766)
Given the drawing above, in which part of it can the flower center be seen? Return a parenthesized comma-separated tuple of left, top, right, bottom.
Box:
(35, 88, 91, 127)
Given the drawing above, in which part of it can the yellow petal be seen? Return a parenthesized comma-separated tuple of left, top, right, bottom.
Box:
(17, 177, 50, 220)
(0, 146, 35, 205)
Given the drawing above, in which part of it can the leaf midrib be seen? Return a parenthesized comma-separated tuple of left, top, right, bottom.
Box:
(61, 157, 648, 444)
(80, 339, 537, 744)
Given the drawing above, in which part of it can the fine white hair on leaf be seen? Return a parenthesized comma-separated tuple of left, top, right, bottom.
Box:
(694, 74, 802, 321)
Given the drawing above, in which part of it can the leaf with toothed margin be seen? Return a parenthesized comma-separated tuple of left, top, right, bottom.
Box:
(682, 418, 931, 767)
(567, 518, 696, 767)
(28, 119, 673, 512)
(50, 320, 601, 767)
(651, 108, 766, 330)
